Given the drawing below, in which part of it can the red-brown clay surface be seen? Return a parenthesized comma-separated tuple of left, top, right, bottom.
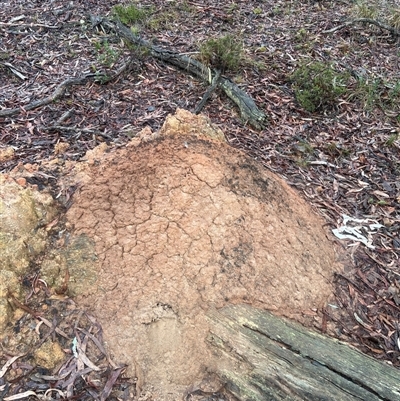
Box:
(66, 129, 341, 399)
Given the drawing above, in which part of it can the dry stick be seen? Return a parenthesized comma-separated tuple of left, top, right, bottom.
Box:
(0, 76, 91, 118)
(0, 59, 132, 119)
(0, 62, 28, 80)
(41, 125, 113, 140)
(101, 18, 267, 129)
(324, 18, 400, 36)
(194, 69, 221, 114)
(0, 22, 60, 29)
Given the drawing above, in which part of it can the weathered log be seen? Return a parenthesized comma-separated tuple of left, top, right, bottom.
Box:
(207, 304, 400, 401)
(100, 19, 267, 129)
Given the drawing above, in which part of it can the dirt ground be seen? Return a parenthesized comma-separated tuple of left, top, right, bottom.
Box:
(64, 110, 342, 399)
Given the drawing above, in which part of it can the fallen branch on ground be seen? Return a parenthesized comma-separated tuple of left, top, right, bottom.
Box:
(324, 18, 400, 37)
(0, 59, 132, 118)
(194, 69, 221, 114)
(208, 304, 400, 401)
(100, 18, 267, 129)
(41, 125, 113, 140)
(0, 76, 91, 118)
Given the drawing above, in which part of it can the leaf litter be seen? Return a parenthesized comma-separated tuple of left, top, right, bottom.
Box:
(0, 0, 400, 388)
(0, 280, 135, 401)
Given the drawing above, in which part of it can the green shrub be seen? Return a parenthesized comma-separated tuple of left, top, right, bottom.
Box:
(290, 61, 349, 112)
(199, 34, 243, 72)
(93, 40, 119, 67)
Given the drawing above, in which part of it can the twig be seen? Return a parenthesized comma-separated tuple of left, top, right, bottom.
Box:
(7, 291, 41, 318)
(194, 69, 221, 114)
(308, 160, 337, 168)
(324, 18, 400, 37)
(0, 62, 27, 80)
(0, 22, 61, 29)
(56, 109, 75, 124)
(0, 76, 92, 118)
(41, 125, 113, 140)
(42, 125, 98, 133)
(0, 58, 133, 119)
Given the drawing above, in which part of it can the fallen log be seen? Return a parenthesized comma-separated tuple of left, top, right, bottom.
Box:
(100, 18, 268, 129)
(207, 304, 400, 401)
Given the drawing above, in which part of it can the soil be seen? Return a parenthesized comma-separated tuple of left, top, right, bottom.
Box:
(65, 111, 342, 399)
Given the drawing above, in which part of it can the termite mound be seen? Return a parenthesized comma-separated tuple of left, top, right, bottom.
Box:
(66, 109, 341, 400)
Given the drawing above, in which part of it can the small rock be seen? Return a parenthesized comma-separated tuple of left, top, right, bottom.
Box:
(0, 147, 15, 163)
(34, 340, 66, 370)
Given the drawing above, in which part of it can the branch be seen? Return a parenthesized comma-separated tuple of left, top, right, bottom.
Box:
(41, 125, 113, 140)
(0, 22, 61, 29)
(0, 76, 91, 118)
(324, 18, 400, 36)
(194, 69, 221, 114)
(0, 59, 132, 118)
(101, 18, 267, 129)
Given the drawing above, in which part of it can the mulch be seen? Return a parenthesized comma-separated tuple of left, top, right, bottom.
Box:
(1, 0, 400, 397)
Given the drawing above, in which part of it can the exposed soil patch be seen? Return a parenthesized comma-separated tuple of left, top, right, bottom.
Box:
(65, 112, 342, 399)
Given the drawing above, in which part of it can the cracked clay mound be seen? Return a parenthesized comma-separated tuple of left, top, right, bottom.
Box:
(66, 118, 341, 399)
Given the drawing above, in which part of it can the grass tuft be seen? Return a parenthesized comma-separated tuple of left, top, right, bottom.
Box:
(112, 4, 149, 26)
(199, 34, 243, 72)
(351, 0, 378, 19)
(352, 76, 400, 112)
(388, 8, 400, 29)
(290, 61, 349, 112)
